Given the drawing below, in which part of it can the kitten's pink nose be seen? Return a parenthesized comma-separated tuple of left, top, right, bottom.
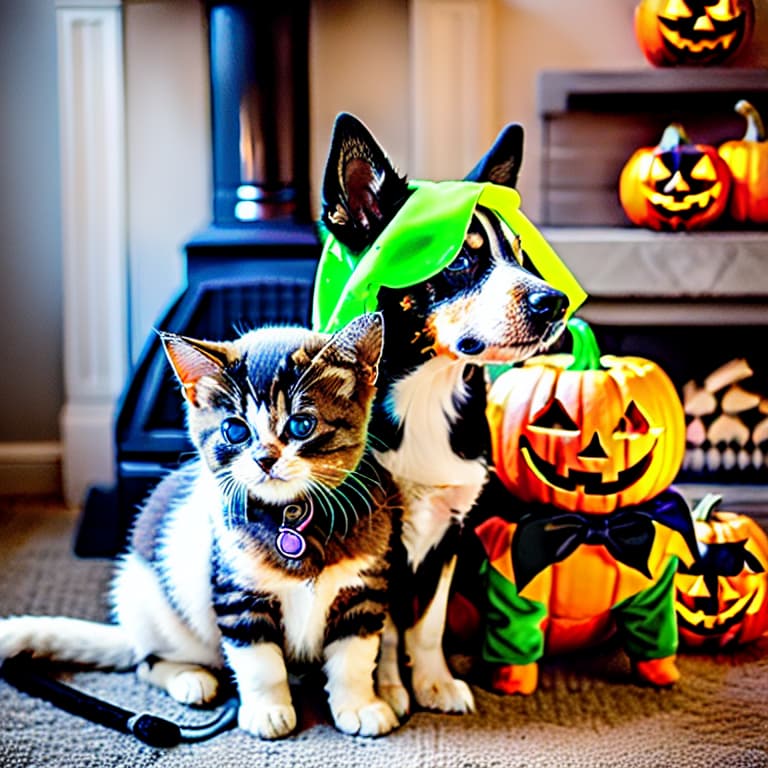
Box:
(253, 453, 277, 474)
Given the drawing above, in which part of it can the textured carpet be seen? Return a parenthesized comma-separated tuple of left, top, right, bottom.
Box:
(0, 496, 767, 768)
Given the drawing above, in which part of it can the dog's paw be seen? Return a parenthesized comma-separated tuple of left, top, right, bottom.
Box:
(377, 682, 410, 719)
(331, 698, 399, 737)
(412, 674, 475, 714)
(238, 699, 297, 740)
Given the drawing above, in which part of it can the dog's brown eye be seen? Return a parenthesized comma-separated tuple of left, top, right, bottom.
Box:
(465, 232, 484, 250)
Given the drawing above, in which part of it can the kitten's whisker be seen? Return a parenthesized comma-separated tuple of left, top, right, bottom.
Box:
(307, 479, 337, 539)
(365, 431, 389, 453)
(338, 473, 374, 517)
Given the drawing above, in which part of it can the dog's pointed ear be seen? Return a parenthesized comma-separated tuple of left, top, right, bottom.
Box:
(321, 112, 410, 253)
(464, 123, 524, 189)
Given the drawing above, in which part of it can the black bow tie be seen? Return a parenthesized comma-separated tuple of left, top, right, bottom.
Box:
(511, 506, 657, 591)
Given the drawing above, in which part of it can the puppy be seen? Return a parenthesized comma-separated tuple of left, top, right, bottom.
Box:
(313, 113, 584, 715)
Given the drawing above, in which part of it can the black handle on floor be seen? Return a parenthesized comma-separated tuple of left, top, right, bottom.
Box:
(1, 656, 238, 747)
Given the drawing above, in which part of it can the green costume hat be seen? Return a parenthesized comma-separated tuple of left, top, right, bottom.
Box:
(312, 180, 587, 333)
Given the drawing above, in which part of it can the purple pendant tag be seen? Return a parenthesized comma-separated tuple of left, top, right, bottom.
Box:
(276, 499, 313, 559)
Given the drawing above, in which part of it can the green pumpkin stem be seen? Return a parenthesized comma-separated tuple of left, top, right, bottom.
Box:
(692, 493, 722, 522)
(566, 317, 604, 372)
(659, 123, 690, 152)
(735, 100, 765, 143)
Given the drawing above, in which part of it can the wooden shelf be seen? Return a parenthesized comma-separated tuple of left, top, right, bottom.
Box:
(544, 228, 768, 301)
(539, 68, 768, 116)
(537, 68, 768, 227)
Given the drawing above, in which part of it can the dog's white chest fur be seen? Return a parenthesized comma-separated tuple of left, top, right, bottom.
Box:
(376, 356, 485, 488)
(376, 357, 487, 567)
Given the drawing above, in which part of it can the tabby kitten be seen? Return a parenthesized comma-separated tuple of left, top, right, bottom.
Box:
(0, 313, 400, 739)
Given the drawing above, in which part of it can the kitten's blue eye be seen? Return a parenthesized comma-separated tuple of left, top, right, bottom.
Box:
(221, 417, 250, 445)
(286, 414, 316, 440)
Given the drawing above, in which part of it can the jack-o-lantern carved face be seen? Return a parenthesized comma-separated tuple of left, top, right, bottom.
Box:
(676, 496, 768, 648)
(488, 319, 686, 514)
(619, 123, 732, 232)
(635, 0, 754, 66)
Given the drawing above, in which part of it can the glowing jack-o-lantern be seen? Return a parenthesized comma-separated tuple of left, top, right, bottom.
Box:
(619, 123, 732, 232)
(487, 318, 686, 514)
(676, 494, 768, 648)
(634, 0, 755, 67)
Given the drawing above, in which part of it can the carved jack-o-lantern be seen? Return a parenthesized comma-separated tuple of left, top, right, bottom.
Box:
(487, 319, 686, 514)
(619, 123, 732, 232)
(676, 494, 768, 648)
(634, 0, 755, 67)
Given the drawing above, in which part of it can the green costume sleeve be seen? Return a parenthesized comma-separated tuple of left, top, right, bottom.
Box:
(613, 556, 680, 661)
(481, 561, 547, 666)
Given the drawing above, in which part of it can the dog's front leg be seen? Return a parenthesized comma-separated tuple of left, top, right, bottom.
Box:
(375, 613, 410, 717)
(405, 555, 475, 714)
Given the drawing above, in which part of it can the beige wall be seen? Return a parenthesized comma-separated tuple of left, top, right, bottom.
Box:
(496, 0, 768, 217)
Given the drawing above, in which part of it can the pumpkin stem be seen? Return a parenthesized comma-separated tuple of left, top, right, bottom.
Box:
(692, 493, 722, 522)
(659, 123, 690, 152)
(566, 317, 604, 372)
(735, 100, 765, 143)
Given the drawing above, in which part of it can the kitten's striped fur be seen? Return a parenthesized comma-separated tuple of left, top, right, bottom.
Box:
(0, 313, 401, 739)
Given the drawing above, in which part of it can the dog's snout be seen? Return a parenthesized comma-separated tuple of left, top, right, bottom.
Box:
(527, 290, 568, 322)
(456, 336, 486, 356)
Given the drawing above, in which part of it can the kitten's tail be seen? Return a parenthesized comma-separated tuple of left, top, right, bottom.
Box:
(0, 616, 138, 669)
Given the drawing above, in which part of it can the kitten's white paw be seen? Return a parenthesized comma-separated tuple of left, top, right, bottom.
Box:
(377, 682, 410, 719)
(238, 700, 297, 740)
(332, 698, 399, 737)
(166, 668, 219, 706)
(137, 661, 219, 706)
(412, 674, 475, 714)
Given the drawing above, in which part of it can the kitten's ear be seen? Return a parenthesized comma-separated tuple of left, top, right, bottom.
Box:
(312, 312, 384, 392)
(331, 312, 384, 384)
(159, 331, 237, 406)
(321, 112, 410, 253)
(464, 123, 524, 188)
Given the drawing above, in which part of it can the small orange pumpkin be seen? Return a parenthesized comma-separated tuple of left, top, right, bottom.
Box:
(487, 319, 686, 514)
(718, 100, 768, 225)
(634, 0, 754, 67)
(676, 494, 768, 648)
(619, 123, 732, 231)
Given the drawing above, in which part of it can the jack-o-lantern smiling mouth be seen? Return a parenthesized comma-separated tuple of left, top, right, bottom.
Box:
(658, 15, 745, 57)
(676, 590, 758, 635)
(519, 436, 657, 495)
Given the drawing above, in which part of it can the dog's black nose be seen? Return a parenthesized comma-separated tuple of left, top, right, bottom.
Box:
(456, 336, 486, 356)
(527, 290, 568, 321)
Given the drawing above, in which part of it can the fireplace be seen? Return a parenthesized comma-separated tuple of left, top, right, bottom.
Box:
(76, 1, 321, 557)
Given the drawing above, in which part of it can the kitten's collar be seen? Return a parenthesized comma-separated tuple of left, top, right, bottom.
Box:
(275, 497, 314, 559)
(244, 496, 314, 560)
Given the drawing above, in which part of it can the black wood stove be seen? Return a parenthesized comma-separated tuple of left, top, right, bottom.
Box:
(77, 1, 321, 556)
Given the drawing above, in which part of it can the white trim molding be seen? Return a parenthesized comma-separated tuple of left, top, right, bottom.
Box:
(409, 0, 498, 180)
(57, 4, 127, 507)
(0, 442, 63, 497)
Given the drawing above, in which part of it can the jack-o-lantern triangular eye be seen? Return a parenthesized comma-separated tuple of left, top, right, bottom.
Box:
(530, 398, 579, 432)
(663, 0, 693, 19)
(614, 401, 650, 436)
(690, 155, 717, 181)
